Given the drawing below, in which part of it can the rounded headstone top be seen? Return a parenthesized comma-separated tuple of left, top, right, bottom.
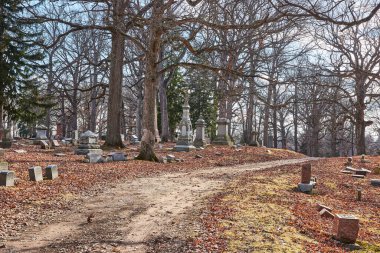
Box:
(80, 130, 97, 138)
(196, 116, 206, 125)
(36, 125, 48, 130)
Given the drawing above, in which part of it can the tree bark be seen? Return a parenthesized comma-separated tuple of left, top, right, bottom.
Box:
(104, 1, 126, 148)
(136, 2, 163, 161)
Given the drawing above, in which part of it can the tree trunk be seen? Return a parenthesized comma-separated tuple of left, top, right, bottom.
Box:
(159, 48, 170, 142)
(263, 80, 274, 146)
(355, 99, 366, 155)
(136, 2, 163, 161)
(104, 1, 125, 148)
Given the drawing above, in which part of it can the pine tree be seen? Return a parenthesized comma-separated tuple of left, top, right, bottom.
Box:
(0, 1, 47, 128)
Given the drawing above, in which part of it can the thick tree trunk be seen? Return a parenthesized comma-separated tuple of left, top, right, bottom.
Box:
(136, 2, 162, 161)
(263, 80, 274, 147)
(355, 99, 366, 155)
(104, 2, 125, 148)
(158, 48, 170, 142)
(89, 65, 98, 132)
(136, 91, 143, 139)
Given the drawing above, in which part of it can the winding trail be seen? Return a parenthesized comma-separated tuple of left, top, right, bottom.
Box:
(5, 157, 319, 253)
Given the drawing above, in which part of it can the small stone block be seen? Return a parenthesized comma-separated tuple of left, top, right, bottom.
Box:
(0, 170, 15, 186)
(352, 174, 365, 179)
(195, 154, 203, 158)
(320, 209, 334, 219)
(112, 152, 126, 161)
(160, 157, 168, 164)
(333, 214, 359, 243)
(301, 163, 312, 183)
(298, 182, 314, 193)
(370, 179, 380, 187)
(40, 140, 50, 149)
(85, 153, 103, 163)
(29, 166, 43, 182)
(45, 165, 58, 180)
(317, 203, 333, 212)
(166, 154, 175, 162)
(0, 162, 8, 170)
(52, 140, 60, 147)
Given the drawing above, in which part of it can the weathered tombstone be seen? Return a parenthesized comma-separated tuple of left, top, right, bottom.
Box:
(173, 95, 196, 151)
(0, 162, 9, 170)
(194, 116, 207, 148)
(249, 131, 260, 147)
(75, 130, 102, 155)
(320, 209, 334, 219)
(167, 154, 175, 163)
(298, 163, 315, 193)
(111, 152, 126, 161)
(130, 135, 140, 145)
(0, 170, 15, 186)
(212, 118, 233, 146)
(345, 157, 353, 166)
(40, 140, 50, 149)
(29, 166, 43, 182)
(52, 140, 60, 148)
(85, 153, 103, 163)
(360, 154, 370, 163)
(45, 165, 58, 180)
(370, 179, 380, 187)
(56, 123, 63, 139)
(0, 129, 12, 148)
(333, 214, 359, 243)
(267, 135, 274, 148)
(301, 163, 312, 183)
(35, 125, 48, 141)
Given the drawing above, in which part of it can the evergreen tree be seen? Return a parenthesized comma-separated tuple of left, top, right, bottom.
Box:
(0, 1, 47, 128)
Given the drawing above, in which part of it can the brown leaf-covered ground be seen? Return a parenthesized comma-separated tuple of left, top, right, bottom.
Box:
(0, 141, 304, 246)
(188, 156, 380, 252)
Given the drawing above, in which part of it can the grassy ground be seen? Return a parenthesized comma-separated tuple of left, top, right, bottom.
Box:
(189, 156, 380, 252)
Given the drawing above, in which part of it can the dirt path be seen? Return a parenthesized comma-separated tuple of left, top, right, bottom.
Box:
(4, 157, 318, 253)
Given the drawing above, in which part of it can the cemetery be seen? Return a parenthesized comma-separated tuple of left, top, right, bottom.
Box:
(1, 0, 380, 252)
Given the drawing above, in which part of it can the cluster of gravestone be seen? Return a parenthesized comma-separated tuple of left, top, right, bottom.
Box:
(173, 96, 259, 152)
(0, 149, 58, 187)
(341, 156, 380, 187)
(297, 163, 361, 244)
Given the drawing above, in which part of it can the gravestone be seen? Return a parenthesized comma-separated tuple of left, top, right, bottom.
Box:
(0, 129, 12, 148)
(85, 153, 103, 163)
(45, 165, 58, 180)
(370, 179, 380, 187)
(130, 135, 140, 145)
(298, 163, 315, 193)
(167, 154, 175, 163)
(249, 131, 260, 147)
(0, 162, 8, 170)
(52, 140, 60, 148)
(29, 166, 43, 182)
(36, 126, 48, 139)
(194, 116, 207, 148)
(360, 154, 370, 163)
(0, 171, 15, 186)
(267, 135, 274, 148)
(111, 152, 126, 161)
(345, 157, 353, 166)
(333, 214, 359, 243)
(40, 140, 50, 149)
(212, 118, 233, 146)
(75, 130, 102, 155)
(173, 95, 196, 152)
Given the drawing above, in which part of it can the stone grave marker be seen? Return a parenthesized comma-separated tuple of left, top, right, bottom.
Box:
(40, 140, 50, 149)
(298, 163, 315, 193)
(85, 153, 103, 163)
(212, 118, 233, 146)
(360, 154, 370, 163)
(370, 179, 380, 187)
(333, 214, 359, 243)
(45, 165, 58, 180)
(111, 152, 126, 161)
(52, 140, 60, 148)
(173, 95, 196, 152)
(0, 162, 8, 170)
(0, 170, 15, 186)
(75, 130, 102, 155)
(29, 166, 43, 182)
(167, 154, 175, 163)
(345, 157, 353, 166)
(194, 116, 207, 148)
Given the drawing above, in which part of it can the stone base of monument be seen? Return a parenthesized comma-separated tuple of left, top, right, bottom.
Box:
(249, 140, 260, 147)
(212, 134, 234, 146)
(193, 139, 206, 148)
(0, 170, 14, 186)
(75, 148, 103, 155)
(298, 182, 316, 193)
